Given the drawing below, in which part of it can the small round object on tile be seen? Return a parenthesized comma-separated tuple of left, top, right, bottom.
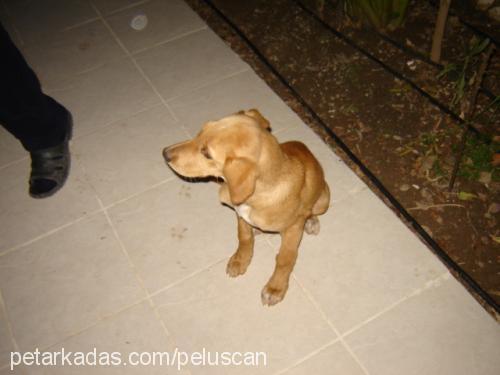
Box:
(130, 13, 148, 31)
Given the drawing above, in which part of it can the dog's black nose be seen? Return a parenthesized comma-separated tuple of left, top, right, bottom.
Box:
(162, 147, 171, 163)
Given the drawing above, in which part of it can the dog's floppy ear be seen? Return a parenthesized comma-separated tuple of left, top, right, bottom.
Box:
(223, 157, 257, 205)
(245, 109, 271, 131)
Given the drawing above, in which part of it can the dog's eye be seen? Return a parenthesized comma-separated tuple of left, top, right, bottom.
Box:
(201, 146, 212, 160)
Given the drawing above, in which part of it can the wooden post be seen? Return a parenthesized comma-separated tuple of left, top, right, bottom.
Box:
(431, 0, 451, 63)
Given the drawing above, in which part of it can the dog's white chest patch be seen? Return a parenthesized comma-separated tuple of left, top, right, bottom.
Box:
(235, 204, 253, 225)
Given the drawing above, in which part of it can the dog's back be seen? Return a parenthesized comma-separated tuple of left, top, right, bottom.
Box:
(280, 141, 327, 213)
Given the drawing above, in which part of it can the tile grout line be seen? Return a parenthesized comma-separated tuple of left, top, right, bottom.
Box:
(0, 208, 103, 259)
(93, 2, 249, 138)
(0, 174, 175, 259)
(148, 256, 228, 301)
(0, 155, 28, 171)
(292, 271, 452, 374)
(90, 2, 180, 123)
(271, 337, 341, 375)
(340, 272, 451, 339)
(102, 177, 176, 210)
(130, 25, 208, 55)
(263, 236, 369, 374)
(0, 288, 20, 360)
(62, 16, 101, 31)
(92, 0, 152, 17)
(92, 2, 252, 131)
(163, 66, 250, 105)
(9, 257, 231, 359)
(62, 101, 163, 144)
(292, 274, 371, 375)
(96, 196, 172, 339)
(17, 298, 150, 357)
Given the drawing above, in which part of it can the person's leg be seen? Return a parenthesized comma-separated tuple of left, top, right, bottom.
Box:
(0, 23, 72, 198)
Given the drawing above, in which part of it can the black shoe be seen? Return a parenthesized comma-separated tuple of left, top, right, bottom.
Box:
(29, 112, 72, 199)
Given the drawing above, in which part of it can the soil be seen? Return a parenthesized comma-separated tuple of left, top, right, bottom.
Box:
(185, 0, 500, 318)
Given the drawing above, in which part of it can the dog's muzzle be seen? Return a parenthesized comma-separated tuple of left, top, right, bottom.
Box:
(162, 147, 172, 163)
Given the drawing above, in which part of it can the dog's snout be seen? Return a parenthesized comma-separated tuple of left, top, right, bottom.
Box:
(162, 147, 173, 163)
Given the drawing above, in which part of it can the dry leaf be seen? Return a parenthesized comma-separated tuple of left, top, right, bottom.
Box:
(479, 171, 492, 185)
(491, 235, 500, 244)
(400, 184, 410, 192)
(492, 153, 500, 167)
(488, 203, 500, 214)
(421, 155, 437, 173)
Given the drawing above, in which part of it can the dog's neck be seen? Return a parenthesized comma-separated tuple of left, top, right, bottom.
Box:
(256, 134, 288, 183)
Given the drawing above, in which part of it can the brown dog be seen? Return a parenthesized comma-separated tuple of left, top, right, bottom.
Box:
(163, 109, 330, 305)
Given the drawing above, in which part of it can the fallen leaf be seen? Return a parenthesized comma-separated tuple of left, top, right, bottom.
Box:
(479, 171, 492, 185)
(491, 235, 500, 244)
(488, 203, 500, 214)
(399, 184, 410, 192)
(458, 191, 477, 201)
(420, 155, 437, 173)
(492, 153, 500, 167)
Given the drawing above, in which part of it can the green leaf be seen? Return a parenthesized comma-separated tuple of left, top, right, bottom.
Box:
(470, 38, 490, 56)
(491, 236, 500, 244)
(458, 191, 478, 201)
(437, 63, 456, 79)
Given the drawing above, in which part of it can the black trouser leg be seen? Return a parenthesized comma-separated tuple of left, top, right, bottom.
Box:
(0, 23, 68, 152)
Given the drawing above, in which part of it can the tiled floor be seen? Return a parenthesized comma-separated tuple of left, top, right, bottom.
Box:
(0, 1, 499, 374)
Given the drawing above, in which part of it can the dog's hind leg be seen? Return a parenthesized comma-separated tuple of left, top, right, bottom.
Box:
(312, 183, 330, 216)
(305, 183, 330, 235)
(304, 216, 320, 235)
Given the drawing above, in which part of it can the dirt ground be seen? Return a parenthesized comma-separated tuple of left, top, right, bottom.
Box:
(185, 0, 500, 317)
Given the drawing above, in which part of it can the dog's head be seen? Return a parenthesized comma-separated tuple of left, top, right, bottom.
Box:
(163, 109, 271, 205)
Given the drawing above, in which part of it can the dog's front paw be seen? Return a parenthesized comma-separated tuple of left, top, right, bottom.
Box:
(226, 254, 250, 277)
(261, 283, 288, 306)
(304, 216, 320, 235)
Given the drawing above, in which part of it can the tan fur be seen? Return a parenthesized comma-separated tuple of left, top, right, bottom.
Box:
(163, 109, 330, 305)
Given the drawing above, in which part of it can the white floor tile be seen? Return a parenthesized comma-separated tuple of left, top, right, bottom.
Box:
(4, 0, 98, 46)
(21, 302, 188, 374)
(23, 20, 125, 87)
(152, 246, 336, 375)
(47, 57, 160, 138)
(293, 188, 448, 333)
(105, 0, 205, 54)
(73, 105, 184, 206)
(168, 70, 303, 135)
(1, 1, 497, 374)
(108, 179, 238, 293)
(281, 342, 365, 375)
(0, 299, 14, 368)
(92, 0, 146, 16)
(0, 157, 100, 254)
(0, 213, 146, 352)
(0, 365, 25, 375)
(135, 28, 248, 101)
(346, 277, 500, 375)
(0, 127, 25, 169)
